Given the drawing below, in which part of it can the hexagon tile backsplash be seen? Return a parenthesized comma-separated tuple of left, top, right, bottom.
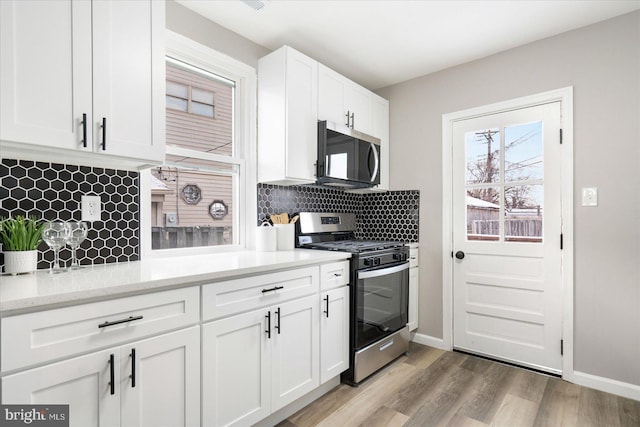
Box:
(0, 158, 139, 270)
(257, 184, 419, 242)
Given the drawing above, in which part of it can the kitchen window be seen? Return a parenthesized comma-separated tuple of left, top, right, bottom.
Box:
(140, 31, 256, 257)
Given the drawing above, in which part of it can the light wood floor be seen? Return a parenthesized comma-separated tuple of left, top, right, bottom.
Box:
(277, 342, 640, 427)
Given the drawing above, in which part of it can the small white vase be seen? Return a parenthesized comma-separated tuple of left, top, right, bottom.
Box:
(3, 250, 38, 275)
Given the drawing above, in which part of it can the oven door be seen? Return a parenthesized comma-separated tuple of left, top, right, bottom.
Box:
(355, 262, 409, 350)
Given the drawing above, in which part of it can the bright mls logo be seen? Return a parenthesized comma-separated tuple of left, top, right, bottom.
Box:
(1, 405, 68, 426)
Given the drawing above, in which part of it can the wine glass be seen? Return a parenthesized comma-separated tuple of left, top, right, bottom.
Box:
(42, 222, 69, 273)
(65, 222, 88, 270)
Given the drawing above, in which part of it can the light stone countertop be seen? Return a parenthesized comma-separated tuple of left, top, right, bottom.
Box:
(0, 249, 351, 316)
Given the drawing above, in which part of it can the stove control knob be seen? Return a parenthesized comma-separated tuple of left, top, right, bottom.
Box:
(375, 257, 381, 266)
(364, 258, 371, 266)
(393, 253, 400, 260)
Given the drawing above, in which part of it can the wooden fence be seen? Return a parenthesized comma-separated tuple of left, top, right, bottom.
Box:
(470, 219, 542, 238)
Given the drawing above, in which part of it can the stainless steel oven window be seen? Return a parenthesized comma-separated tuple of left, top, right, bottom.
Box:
(355, 262, 409, 350)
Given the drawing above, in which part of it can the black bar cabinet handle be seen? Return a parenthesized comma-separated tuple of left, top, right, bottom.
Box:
(98, 315, 143, 329)
(350, 112, 355, 129)
(261, 285, 284, 294)
(323, 295, 329, 318)
(345, 111, 350, 127)
(265, 311, 271, 339)
(101, 117, 107, 150)
(275, 308, 281, 334)
(130, 348, 136, 388)
(109, 353, 115, 395)
(81, 113, 87, 148)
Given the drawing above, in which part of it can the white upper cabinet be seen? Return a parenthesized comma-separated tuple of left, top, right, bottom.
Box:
(318, 64, 374, 136)
(0, 0, 165, 169)
(258, 46, 318, 185)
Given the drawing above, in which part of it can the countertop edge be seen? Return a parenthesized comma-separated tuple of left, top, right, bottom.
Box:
(0, 250, 351, 316)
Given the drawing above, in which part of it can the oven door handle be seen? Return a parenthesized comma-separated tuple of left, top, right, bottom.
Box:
(358, 262, 409, 279)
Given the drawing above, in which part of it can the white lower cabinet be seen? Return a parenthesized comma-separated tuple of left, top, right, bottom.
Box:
(202, 294, 319, 427)
(2, 327, 200, 427)
(320, 286, 350, 383)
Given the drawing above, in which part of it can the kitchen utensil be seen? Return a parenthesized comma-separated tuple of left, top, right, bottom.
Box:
(290, 215, 299, 224)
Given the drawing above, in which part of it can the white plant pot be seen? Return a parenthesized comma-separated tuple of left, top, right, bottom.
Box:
(3, 250, 38, 275)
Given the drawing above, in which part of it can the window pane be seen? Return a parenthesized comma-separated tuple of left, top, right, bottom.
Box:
(505, 121, 543, 182)
(166, 62, 234, 157)
(167, 81, 188, 98)
(192, 87, 214, 105)
(505, 184, 543, 243)
(151, 157, 235, 250)
(466, 128, 500, 184)
(192, 101, 214, 118)
(466, 187, 500, 241)
(166, 95, 187, 112)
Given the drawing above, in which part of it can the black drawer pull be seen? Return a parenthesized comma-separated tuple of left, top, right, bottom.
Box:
(130, 348, 136, 388)
(98, 315, 143, 329)
(265, 311, 271, 339)
(323, 295, 329, 318)
(261, 285, 284, 294)
(101, 117, 107, 150)
(275, 308, 281, 334)
(109, 353, 115, 395)
(81, 113, 87, 148)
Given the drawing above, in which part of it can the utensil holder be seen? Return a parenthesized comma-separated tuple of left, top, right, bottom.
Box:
(274, 224, 294, 251)
(256, 225, 277, 252)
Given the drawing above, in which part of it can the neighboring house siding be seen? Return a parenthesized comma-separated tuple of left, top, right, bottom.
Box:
(154, 63, 234, 230)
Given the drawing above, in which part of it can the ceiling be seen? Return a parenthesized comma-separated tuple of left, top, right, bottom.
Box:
(176, 0, 640, 90)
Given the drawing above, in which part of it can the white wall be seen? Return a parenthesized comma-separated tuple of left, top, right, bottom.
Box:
(376, 11, 640, 386)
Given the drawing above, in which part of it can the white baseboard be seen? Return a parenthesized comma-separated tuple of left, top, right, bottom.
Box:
(410, 332, 446, 350)
(573, 371, 640, 401)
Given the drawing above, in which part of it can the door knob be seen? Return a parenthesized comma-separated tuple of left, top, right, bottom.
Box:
(455, 251, 465, 260)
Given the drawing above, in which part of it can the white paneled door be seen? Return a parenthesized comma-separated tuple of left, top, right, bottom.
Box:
(452, 102, 563, 373)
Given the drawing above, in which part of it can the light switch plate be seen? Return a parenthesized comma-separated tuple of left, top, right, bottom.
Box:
(81, 195, 102, 221)
(581, 187, 598, 207)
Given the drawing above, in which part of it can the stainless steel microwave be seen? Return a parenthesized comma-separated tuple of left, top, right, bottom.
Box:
(316, 121, 381, 189)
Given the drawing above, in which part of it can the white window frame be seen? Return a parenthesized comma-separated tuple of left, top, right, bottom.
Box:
(140, 30, 257, 258)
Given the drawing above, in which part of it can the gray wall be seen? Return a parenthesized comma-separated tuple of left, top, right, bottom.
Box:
(166, 0, 269, 68)
(376, 11, 640, 386)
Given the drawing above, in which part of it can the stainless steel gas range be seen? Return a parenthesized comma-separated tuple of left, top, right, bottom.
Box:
(296, 212, 410, 385)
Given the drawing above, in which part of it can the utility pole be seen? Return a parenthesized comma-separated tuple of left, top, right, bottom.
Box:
(475, 129, 499, 202)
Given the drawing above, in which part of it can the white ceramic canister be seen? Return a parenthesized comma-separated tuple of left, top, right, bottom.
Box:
(274, 223, 295, 251)
(3, 250, 38, 275)
(255, 224, 277, 251)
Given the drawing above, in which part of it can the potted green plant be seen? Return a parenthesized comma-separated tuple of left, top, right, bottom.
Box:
(0, 216, 45, 275)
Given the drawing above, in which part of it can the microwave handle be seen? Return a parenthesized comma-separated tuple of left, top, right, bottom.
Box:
(369, 142, 380, 182)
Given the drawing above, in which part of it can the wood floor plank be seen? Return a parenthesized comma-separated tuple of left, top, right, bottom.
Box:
(618, 395, 640, 427)
(357, 405, 409, 427)
(576, 387, 621, 427)
(314, 362, 418, 427)
(505, 367, 550, 404)
(532, 377, 580, 427)
(404, 342, 446, 370)
(489, 393, 539, 427)
(387, 350, 470, 417)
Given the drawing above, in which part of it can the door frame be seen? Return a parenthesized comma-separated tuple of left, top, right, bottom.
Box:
(441, 87, 574, 381)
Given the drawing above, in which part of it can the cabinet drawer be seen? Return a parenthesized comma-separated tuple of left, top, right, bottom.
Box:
(320, 261, 350, 290)
(1, 287, 199, 373)
(410, 248, 419, 268)
(202, 266, 319, 321)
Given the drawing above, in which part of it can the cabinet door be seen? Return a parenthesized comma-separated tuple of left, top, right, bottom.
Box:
(345, 83, 373, 135)
(92, 0, 164, 162)
(121, 327, 200, 427)
(284, 48, 318, 182)
(0, 0, 92, 151)
(271, 295, 319, 411)
(202, 310, 271, 427)
(318, 64, 349, 126)
(2, 349, 120, 427)
(409, 267, 419, 331)
(320, 286, 350, 383)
